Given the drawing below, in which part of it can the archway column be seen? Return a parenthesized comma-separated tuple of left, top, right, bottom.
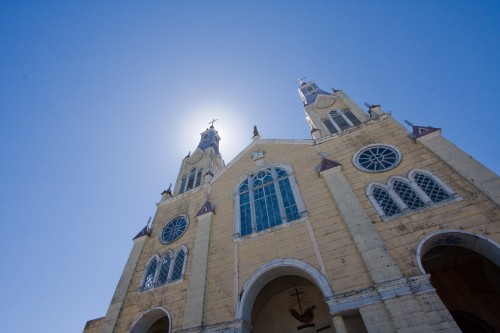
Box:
(319, 162, 436, 332)
(331, 315, 348, 333)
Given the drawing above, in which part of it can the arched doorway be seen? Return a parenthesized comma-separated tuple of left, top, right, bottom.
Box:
(130, 307, 171, 333)
(236, 259, 336, 333)
(416, 230, 500, 333)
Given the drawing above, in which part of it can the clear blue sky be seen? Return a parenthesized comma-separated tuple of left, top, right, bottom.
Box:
(1, 1, 499, 332)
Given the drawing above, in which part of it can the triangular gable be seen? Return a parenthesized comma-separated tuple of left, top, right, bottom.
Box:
(319, 158, 342, 172)
(412, 125, 441, 139)
(196, 201, 214, 217)
(132, 225, 151, 240)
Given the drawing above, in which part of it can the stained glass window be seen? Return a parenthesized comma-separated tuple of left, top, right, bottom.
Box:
(171, 250, 186, 281)
(355, 145, 401, 172)
(142, 258, 158, 290)
(324, 109, 361, 135)
(392, 180, 425, 210)
(372, 186, 401, 217)
(414, 173, 451, 203)
(160, 216, 188, 244)
(157, 255, 171, 286)
(238, 166, 301, 237)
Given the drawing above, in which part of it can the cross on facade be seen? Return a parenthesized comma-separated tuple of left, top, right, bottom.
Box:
(209, 119, 218, 127)
(291, 287, 305, 313)
(295, 77, 306, 85)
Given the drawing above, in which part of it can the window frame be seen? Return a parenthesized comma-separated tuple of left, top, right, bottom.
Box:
(139, 246, 188, 292)
(366, 169, 460, 221)
(353, 144, 402, 173)
(233, 164, 307, 239)
(159, 215, 189, 245)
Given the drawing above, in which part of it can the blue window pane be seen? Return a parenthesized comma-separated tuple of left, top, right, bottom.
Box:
(254, 184, 281, 231)
(142, 259, 158, 290)
(414, 173, 451, 203)
(279, 178, 300, 221)
(171, 251, 185, 281)
(239, 179, 249, 193)
(161, 217, 188, 244)
(372, 186, 401, 216)
(240, 192, 252, 236)
(393, 180, 425, 210)
(157, 256, 171, 286)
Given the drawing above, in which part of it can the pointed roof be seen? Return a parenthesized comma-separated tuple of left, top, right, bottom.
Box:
(319, 158, 342, 172)
(133, 225, 151, 240)
(196, 200, 214, 217)
(412, 125, 441, 139)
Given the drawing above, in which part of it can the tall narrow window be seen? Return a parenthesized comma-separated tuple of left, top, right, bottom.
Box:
(186, 168, 196, 191)
(372, 186, 401, 217)
(157, 254, 172, 286)
(414, 173, 451, 203)
(392, 180, 425, 210)
(237, 166, 304, 237)
(171, 250, 186, 281)
(324, 108, 361, 134)
(142, 258, 158, 290)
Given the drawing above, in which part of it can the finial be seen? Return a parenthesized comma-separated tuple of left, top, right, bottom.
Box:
(295, 77, 306, 86)
(146, 217, 151, 227)
(186, 151, 191, 157)
(404, 120, 414, 127)
(331, 88, 340, 93)
(364, 102, 373, 108)
(253, 125, 259, 137)
(319, 152, 326, 160)
(209, 118, 218, 128)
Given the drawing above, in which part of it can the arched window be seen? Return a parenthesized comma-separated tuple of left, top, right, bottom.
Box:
(141, 257, 159, 290)
(391, 178, 425, 210)
(171, 248, 187, 281)
(323, 108, 361, 134)
(236, 165, 305, 237)
(139, 246, 188, 291)
(179, 168, 203, 194)
(368, 169, 460, 221)
(157, 252, 173, 286)
(411, 170, 453, 203)
(371, 185, 402, 217)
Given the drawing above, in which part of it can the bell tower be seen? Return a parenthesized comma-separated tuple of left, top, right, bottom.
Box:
(173, 121, 225, 195)
(298, 80, 382, 139)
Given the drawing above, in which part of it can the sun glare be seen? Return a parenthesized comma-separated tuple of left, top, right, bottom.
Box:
(173, 103, 252, 163)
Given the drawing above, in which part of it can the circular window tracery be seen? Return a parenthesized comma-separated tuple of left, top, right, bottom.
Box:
(353, 144, 401, 172)
(160, 216, 188, 244)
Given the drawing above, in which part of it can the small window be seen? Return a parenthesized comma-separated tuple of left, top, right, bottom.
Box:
(324, 108, 361, 135)
(414, 173, 451, 203)
(372, 186, 401, 217)
(392, 180, 425, 210)
(141, 257, 158, 290)
(160, 216, 188, 244)
(354, 144, 402, 173)
(140, 246, 188, 291)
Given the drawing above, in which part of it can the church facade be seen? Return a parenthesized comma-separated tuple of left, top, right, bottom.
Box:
(84, 81, 500, 333)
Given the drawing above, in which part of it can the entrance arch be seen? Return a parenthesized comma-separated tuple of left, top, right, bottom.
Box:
(416, 230, 500, 333)
(236, 259, 334, 332)
(130, 307, 171, 333)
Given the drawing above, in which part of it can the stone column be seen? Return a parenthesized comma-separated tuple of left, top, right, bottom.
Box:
(182, 201, 214, 330)
(319, 160, 435, 332)
(331, 315, 348, 333)
(99, 231, 148, 333)
(415, 127, 500, 206)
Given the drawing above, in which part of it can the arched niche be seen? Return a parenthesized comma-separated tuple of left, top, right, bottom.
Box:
(236, 259, 334, 329)
(130, 307, 171, 333)
(416, 230, 500, 333)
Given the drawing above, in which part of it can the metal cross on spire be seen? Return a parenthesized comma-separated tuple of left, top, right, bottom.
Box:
(209, 118, 218, 127)
(295, 77, 306, 85)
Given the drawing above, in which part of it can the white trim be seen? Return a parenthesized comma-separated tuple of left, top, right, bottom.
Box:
(235, 259, 333, 325)
(139, 254, 160, 291)
(408, 169, 459, 199)
(352, 143, 402, 173)
(415, 230, 500, 274)
(130, 306, 172, 333)
(171, 245, 188, 281)
(159, 215, 190, 245)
